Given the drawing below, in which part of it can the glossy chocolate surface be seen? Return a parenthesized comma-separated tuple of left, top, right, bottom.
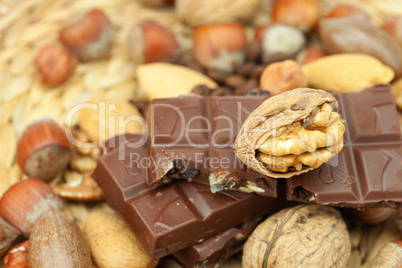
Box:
(148, 96, 277, 196)
(173, 218, 260, 268)
(93, 136, 285, 259)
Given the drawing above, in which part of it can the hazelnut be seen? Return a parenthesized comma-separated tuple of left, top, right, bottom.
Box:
(382, 18, 402, 46)
(259, 60, 307, 95)
(323, 4, 370, 21)
(0, 218, 20, 258)
(16, 119, 71, 181)
(3, 240, 28, 268)
(0, 178, 63, 236)
(193, 23, 247, 73)
(35, 45, 78, 87)
(352, 207, 395, 224)
(29, 208, 92, 267)
(257, 24, 306, 64)
(272, 0, 321, 32)
(243, 205, 351, 268)
(297, 47, 326, 64)
(59, 9, 114, 61)
(371, 241, 402, 268)
(128, 21, 183, 64)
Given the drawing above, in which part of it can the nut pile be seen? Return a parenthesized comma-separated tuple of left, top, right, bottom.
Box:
(0, 0, 402, 267)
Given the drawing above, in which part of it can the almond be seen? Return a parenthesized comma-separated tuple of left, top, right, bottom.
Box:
(84, 211, 158, 268)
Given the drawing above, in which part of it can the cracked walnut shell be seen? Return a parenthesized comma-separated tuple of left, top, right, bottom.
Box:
(243, 205, 351, 268)
(233, 88, 345, 178)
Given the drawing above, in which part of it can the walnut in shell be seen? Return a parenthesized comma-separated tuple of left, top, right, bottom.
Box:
(233, 88, 345, 178)
(243, 205, 351, 268)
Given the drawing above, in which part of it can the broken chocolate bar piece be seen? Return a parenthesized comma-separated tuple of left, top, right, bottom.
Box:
(173, 218, 260, 268)
(92, 135, 285, 258)
(148, 96, 278, 196)
(287, 85, 402, 209)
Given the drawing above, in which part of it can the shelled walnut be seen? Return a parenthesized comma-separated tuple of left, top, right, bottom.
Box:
(243, 205, 351, 268)
(233, 88, 345, 178)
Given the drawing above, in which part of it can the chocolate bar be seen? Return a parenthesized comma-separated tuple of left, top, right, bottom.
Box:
(92, 135, 285, 258)
(287, 85, 402, 209)
(173, 218, 260, 268)
(148, 96, 278, 196)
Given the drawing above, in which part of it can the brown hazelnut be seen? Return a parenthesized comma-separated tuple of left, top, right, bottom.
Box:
(352, 207, 395, 224)
(35, 45, 78, 87)
(193, 23, 247, 73)
(259, 60, 307, 95)
(128, 21, 183, 64)
(382, 18, 402, 46)
(3, 240, 28, 268)
(243, 205, 351, 267)
(257, 24, 305, 64)
(0, 218, 20, 258)
(16, 119, 71, 181)
(59, 9, 114, 61)
(272, 0, 321, 32)
(298, 47, 326, 64)
(0, 178, 63, 236)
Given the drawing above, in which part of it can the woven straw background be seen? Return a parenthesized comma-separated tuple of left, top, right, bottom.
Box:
(1, 0, 402, 267)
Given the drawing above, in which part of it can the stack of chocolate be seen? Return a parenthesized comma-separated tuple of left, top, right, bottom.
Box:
(93, 84, 402, 266)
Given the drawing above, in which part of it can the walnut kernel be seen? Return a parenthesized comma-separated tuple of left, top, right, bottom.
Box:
(234, 88, 345, 178)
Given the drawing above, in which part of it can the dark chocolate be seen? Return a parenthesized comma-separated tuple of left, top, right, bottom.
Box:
(173, 218, 260, 268)
(148, 96, 277, 196)
(93, 136, 285, 259)
(287, 85, 402, 209)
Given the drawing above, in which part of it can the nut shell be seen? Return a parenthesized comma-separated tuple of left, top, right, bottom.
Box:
(272, 0, 320, 32)
(371, 241, 402, 268)
(35, 45, 78, 87)
(193, 23, 247, 73)
(16, 119, 71, 181)
(3, 240, 29, 268)
(243, 205, 351, 268)
(28, 208, 92, 268)
(0, 178, 63, 236)
(259, 60, 307, 95)
(0, 218, 20, 258)
(128, 21, 182, 64)
(59, 9, 114, 61)
(233, 88, 343, 178)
